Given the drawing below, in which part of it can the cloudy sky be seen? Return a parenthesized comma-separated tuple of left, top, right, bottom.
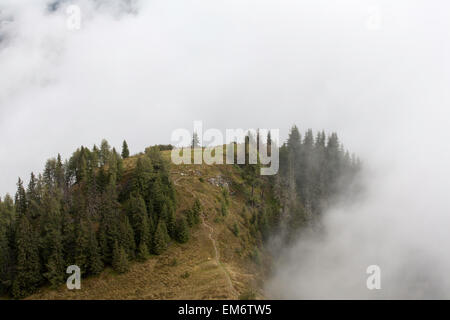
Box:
(1, 0, 444, 194)
(1, 0, 450, 298)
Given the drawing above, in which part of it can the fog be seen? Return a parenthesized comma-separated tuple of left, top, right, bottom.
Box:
(1, 0, 450, 298)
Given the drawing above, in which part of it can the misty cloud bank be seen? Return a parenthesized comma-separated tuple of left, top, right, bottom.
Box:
(1, 0, 450, 298)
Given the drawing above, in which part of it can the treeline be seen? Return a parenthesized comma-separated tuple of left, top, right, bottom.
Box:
(0, 140, 191, 298)
(278, 126, 361, 240)
(236, 126, 361, 245)
(0, 126, 360, 297)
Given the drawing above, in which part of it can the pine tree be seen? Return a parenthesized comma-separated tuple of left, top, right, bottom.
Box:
(124, 194, 150, 253)
(74, 220, 90, 275)
(192, 199, 201, 225)
(166, 203, 176, 239)
(0, 194, 15, 226)
(100, 139, 111, 166)
(44, 236, 65, 288)
(186, 209, 194, 227)
(150, 176, 165, 217)
(15, 178, 27, 216)
(118, 214, 136, 260)
(0, 226, 12, 294)
(122, 140, 130, 159)
(192, 132, 200, 148)
(12, 215, 42, 298)
(175, 217, 189, 244)
(55, 154, 65, 189)
(132, 156, 153, 197)
(87, 224, 103, 275)
(152, 220, 170, 255)
(112, 241, 129, 273)
(137, 242, 149, 262)
(267, 130, 272, 156)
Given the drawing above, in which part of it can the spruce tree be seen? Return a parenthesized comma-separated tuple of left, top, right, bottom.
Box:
(44, 237, 65, 288)
(112, 241, 129, 274)
(118, 214, 136, 260)
(175, 217, 189, 244)
(192, 132, 200, 148)
(12, 215, 42, 298)
(124, 194, 150, 254)
(137, 242, 149, 262)
(186, 208, 194, 227)
(166, 203, 176, 239)
(15, 178, 27, 216)
(100, 139, 111, 166)
(192, 199, 202, 225)
(74, 220, 90, 275)
(122, 140, 130, 159)
(87, 224, 103, 275)
(152, 220, 170, 255)
(0, 226, 12, 294)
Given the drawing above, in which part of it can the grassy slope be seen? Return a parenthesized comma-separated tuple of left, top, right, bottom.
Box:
(28, 150, 267, 300)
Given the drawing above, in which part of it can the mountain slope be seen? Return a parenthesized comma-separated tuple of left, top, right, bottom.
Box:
(27, 151, 267, 299)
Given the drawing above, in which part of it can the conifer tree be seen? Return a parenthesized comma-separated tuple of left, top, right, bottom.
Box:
(166, 203, 176, 239)
(175, 218, 189, 244)
(112, 241, 129, 274)
(137, 242, 149, 262)
(55, 154, 65, 189)
(87, 224, 103, 275)
(74, 220, 90, 275)
(185, 208, 194, 227)
(0, 194, 15, 226)
(132, 156, 153, 197)
(118, 214, 136, 260)
(267, 130, 272, 156)
(192, 199, 202, 225)
(125, 194, 150, 252)
(0, 226, 12, 294)
(15, 178, 27, 216)
(12, 215, 42, 298)
(192, 132, 200, 148)
(100, 139, 111, 166)
(152, 220, 170, 255)
(122, 140, 130, 159)
(44, 236, 65, 288)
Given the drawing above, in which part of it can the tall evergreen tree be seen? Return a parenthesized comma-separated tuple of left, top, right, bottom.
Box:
(87, 223, 103, 275)
(112, 240, 129, 274)
(121, 140, 130, 159)
(0, 226, 12, 294)
(175, 217, 189, 244)
(15, 178, 27, 216)
(192, 132, 200, 148)
(100, 139, 111, 166)
(12, 215, 42, 298)
(152, 220, 170, 255)
(118, 214, 136, 260)
(124, 194, 150, 253)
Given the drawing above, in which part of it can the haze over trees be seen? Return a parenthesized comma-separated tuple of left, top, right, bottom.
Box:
(0, 125, 360, 299)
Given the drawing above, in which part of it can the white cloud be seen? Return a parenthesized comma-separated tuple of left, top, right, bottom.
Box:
(1, 0, 450, 298)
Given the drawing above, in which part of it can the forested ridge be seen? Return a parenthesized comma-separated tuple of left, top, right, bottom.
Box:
(276, 126, 361, 241)
(0, 125, 360, 299)
(0, 140, 190, 298)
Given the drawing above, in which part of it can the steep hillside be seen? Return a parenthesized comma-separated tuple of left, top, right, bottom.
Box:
(27, 151, 269, 299)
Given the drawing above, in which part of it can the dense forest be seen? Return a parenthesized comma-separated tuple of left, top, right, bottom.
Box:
(0, 126, 360, 299)
(0, 141, 196, 298)
(277, 126, 361, 241)
(236, 126, 361, 246)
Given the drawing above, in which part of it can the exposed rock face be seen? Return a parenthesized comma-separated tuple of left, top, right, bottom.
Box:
(207, 175, 229, 188)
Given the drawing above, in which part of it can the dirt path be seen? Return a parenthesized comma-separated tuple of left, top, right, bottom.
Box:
(201, 214, 238, 298)
(173, 174, 238, 299)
